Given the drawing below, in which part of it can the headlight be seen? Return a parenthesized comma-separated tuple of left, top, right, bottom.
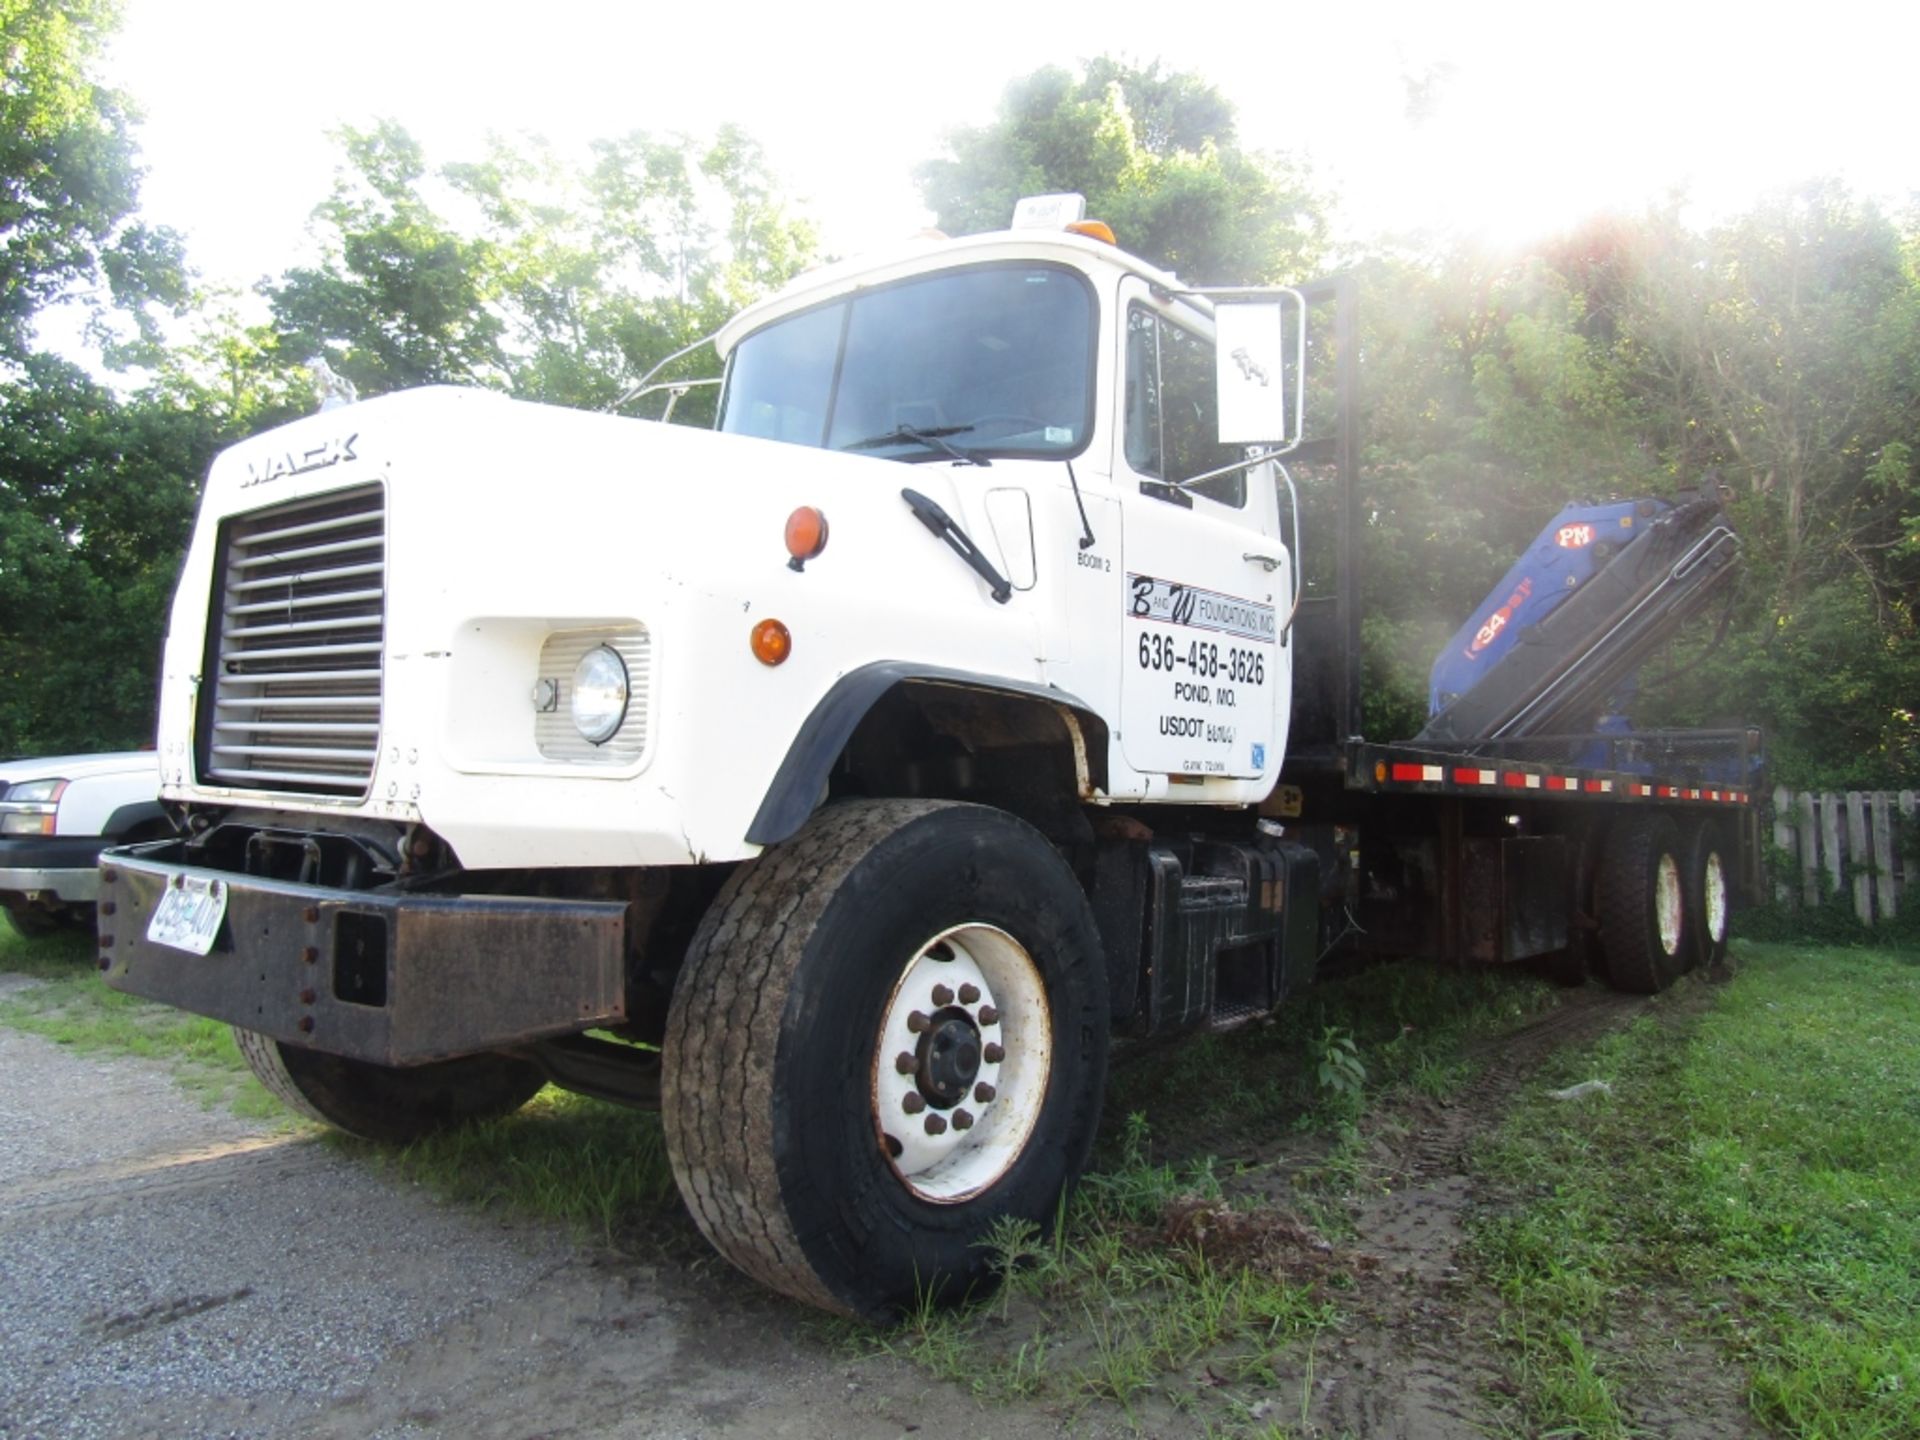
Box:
(6, 778, 67, 804)
(570, 646, 630, 745)
(0, 777, 64, 835)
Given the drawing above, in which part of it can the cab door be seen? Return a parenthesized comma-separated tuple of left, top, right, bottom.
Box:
(1114, 281, 1289, 782)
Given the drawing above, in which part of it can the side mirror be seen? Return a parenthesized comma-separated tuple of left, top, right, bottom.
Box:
(1214, 294, 1306, 448)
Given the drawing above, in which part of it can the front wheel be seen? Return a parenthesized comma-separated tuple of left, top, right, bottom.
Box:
(661, 799, 1109, 1319)
(235, 1030, 545, 1143)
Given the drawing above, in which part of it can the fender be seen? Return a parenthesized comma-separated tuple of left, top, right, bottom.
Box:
(102, 800, 170, 840)
(745, 661, 1104, 847)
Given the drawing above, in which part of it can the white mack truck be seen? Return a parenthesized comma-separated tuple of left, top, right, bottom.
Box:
(101, 195, 1756, 1318)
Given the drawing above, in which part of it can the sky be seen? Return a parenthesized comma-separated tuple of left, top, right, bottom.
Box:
(100, 0, 1920, 295)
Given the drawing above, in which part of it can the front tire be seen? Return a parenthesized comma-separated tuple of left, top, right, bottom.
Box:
(235, 1030, 544, 1143)
(661, 799, 1109, 1319)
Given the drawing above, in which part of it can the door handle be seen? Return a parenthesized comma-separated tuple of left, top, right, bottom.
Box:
(1243, 552, 1284, 572)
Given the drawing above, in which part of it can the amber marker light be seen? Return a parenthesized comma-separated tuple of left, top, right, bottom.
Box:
(751, 618, 792, 666)
(785, 506, 829, 571)
(1066, 219, 1117, 244)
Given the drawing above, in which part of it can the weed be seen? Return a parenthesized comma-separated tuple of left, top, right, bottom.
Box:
(1309, 1024, 1366, 1107)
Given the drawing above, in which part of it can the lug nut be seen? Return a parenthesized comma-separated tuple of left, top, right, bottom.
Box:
(97, 957, 111, 972)
(906, 1010, 931, 1034)
(984, 1042, 1005, 1064)
(100, 901, 116, 917)
(924, 1114, 948, 1136)
(98, 934, 114, 948)
(931, 984, 954, 1006)
(978, 1005, 999, 1027)
(882, 1133, 903, 1159)
(101, 867, 118, 884)
(302, 947, 318, 965)
(894, 1051, 917, 1075)
(952, 1108, 975, 1131)
(974, 1082, 996, 1103)
(298, 1016, 315, 1034)
(902, 1092, 926, 1115)
(299, 989, 316, 1006)
(959, 983, 980, 1004)
(303, 906, 320, 924)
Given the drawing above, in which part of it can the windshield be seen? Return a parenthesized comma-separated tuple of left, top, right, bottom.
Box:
(718, 264, 1095, 461)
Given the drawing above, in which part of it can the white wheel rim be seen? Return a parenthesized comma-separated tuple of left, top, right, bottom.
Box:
(1656, 853, 1684, 956)
(871, 922, 1052, 1204)
(1704, 850, 1728, 943)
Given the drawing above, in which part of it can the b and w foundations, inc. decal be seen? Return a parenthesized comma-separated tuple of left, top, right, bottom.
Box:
(1127, 574, 1276, 641)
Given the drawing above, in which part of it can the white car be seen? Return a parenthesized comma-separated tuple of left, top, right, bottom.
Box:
(0, 752, 167, 938)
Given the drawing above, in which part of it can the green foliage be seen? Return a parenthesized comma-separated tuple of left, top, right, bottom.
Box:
(917, 58, 1325, 285)
(266, 120, 818, 410)
(1308, 1025, 1366, 1106)
(0, 354, 216, 753)
(0, 0, 187, 362)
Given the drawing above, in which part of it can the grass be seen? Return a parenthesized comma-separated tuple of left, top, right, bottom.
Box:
(849, 1111, 1344, 1432)
(19, 906, 1916, 1436)
(1470, 941, 1920, 1439)
(0, 923, 282, 1118)
(837, 959, 1570, 1432)
(348, 1091, 682, 1248)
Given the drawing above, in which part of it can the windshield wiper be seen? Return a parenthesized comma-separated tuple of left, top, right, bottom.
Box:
(900, 488, 1012, 603)
(841, 424, 989, 466)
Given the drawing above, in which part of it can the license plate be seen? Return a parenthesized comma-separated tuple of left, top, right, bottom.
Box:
(146, 874, 230, 956)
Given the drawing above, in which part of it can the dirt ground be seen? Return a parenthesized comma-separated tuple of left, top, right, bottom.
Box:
(0, 978, 1739, 1440)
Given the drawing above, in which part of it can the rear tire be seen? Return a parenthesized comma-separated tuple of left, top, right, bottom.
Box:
(661, 799, 1109, 1319)
(1598, 814, 1688, 994)
(1683, 819, 1732, 971)
(235, 1030, 544, 1143)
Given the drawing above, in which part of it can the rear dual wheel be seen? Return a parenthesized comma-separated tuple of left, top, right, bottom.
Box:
(1599, 813, 1733, 992)
(1599, 814, 1688, 994)
(1684, 819, 1732, 970)
(661, 799, 1108, 1319)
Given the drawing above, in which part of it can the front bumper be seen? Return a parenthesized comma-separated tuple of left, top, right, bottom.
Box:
(98, 843, 629, 1066)
(0, 836, 110, 903)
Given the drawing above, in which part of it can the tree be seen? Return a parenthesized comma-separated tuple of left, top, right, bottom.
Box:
(266, 122, 818, 411)
(917, 59, 1324, 285)
(267, 121, 511, 397)
(0, 0, 186, 363)
(0, 356, 215, 753)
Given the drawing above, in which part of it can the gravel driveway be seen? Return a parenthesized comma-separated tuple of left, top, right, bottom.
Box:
(0, 999, 1077, 1440)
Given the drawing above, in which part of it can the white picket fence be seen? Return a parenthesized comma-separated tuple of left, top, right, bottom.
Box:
(1770, 787, 1917, 925)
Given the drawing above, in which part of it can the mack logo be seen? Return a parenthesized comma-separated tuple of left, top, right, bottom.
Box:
(242, 434, 359, 488)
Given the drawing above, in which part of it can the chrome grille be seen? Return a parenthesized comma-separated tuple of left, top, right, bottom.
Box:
(202, 484, 385, 796)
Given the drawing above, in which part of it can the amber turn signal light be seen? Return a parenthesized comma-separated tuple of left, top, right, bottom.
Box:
(785, 506, 828, 571)
(751, 618, 792, 666)
(1066, 219, 1117, 244)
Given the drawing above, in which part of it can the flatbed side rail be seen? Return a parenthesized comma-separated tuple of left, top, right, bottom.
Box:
(1345, 731, 1758, 808)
